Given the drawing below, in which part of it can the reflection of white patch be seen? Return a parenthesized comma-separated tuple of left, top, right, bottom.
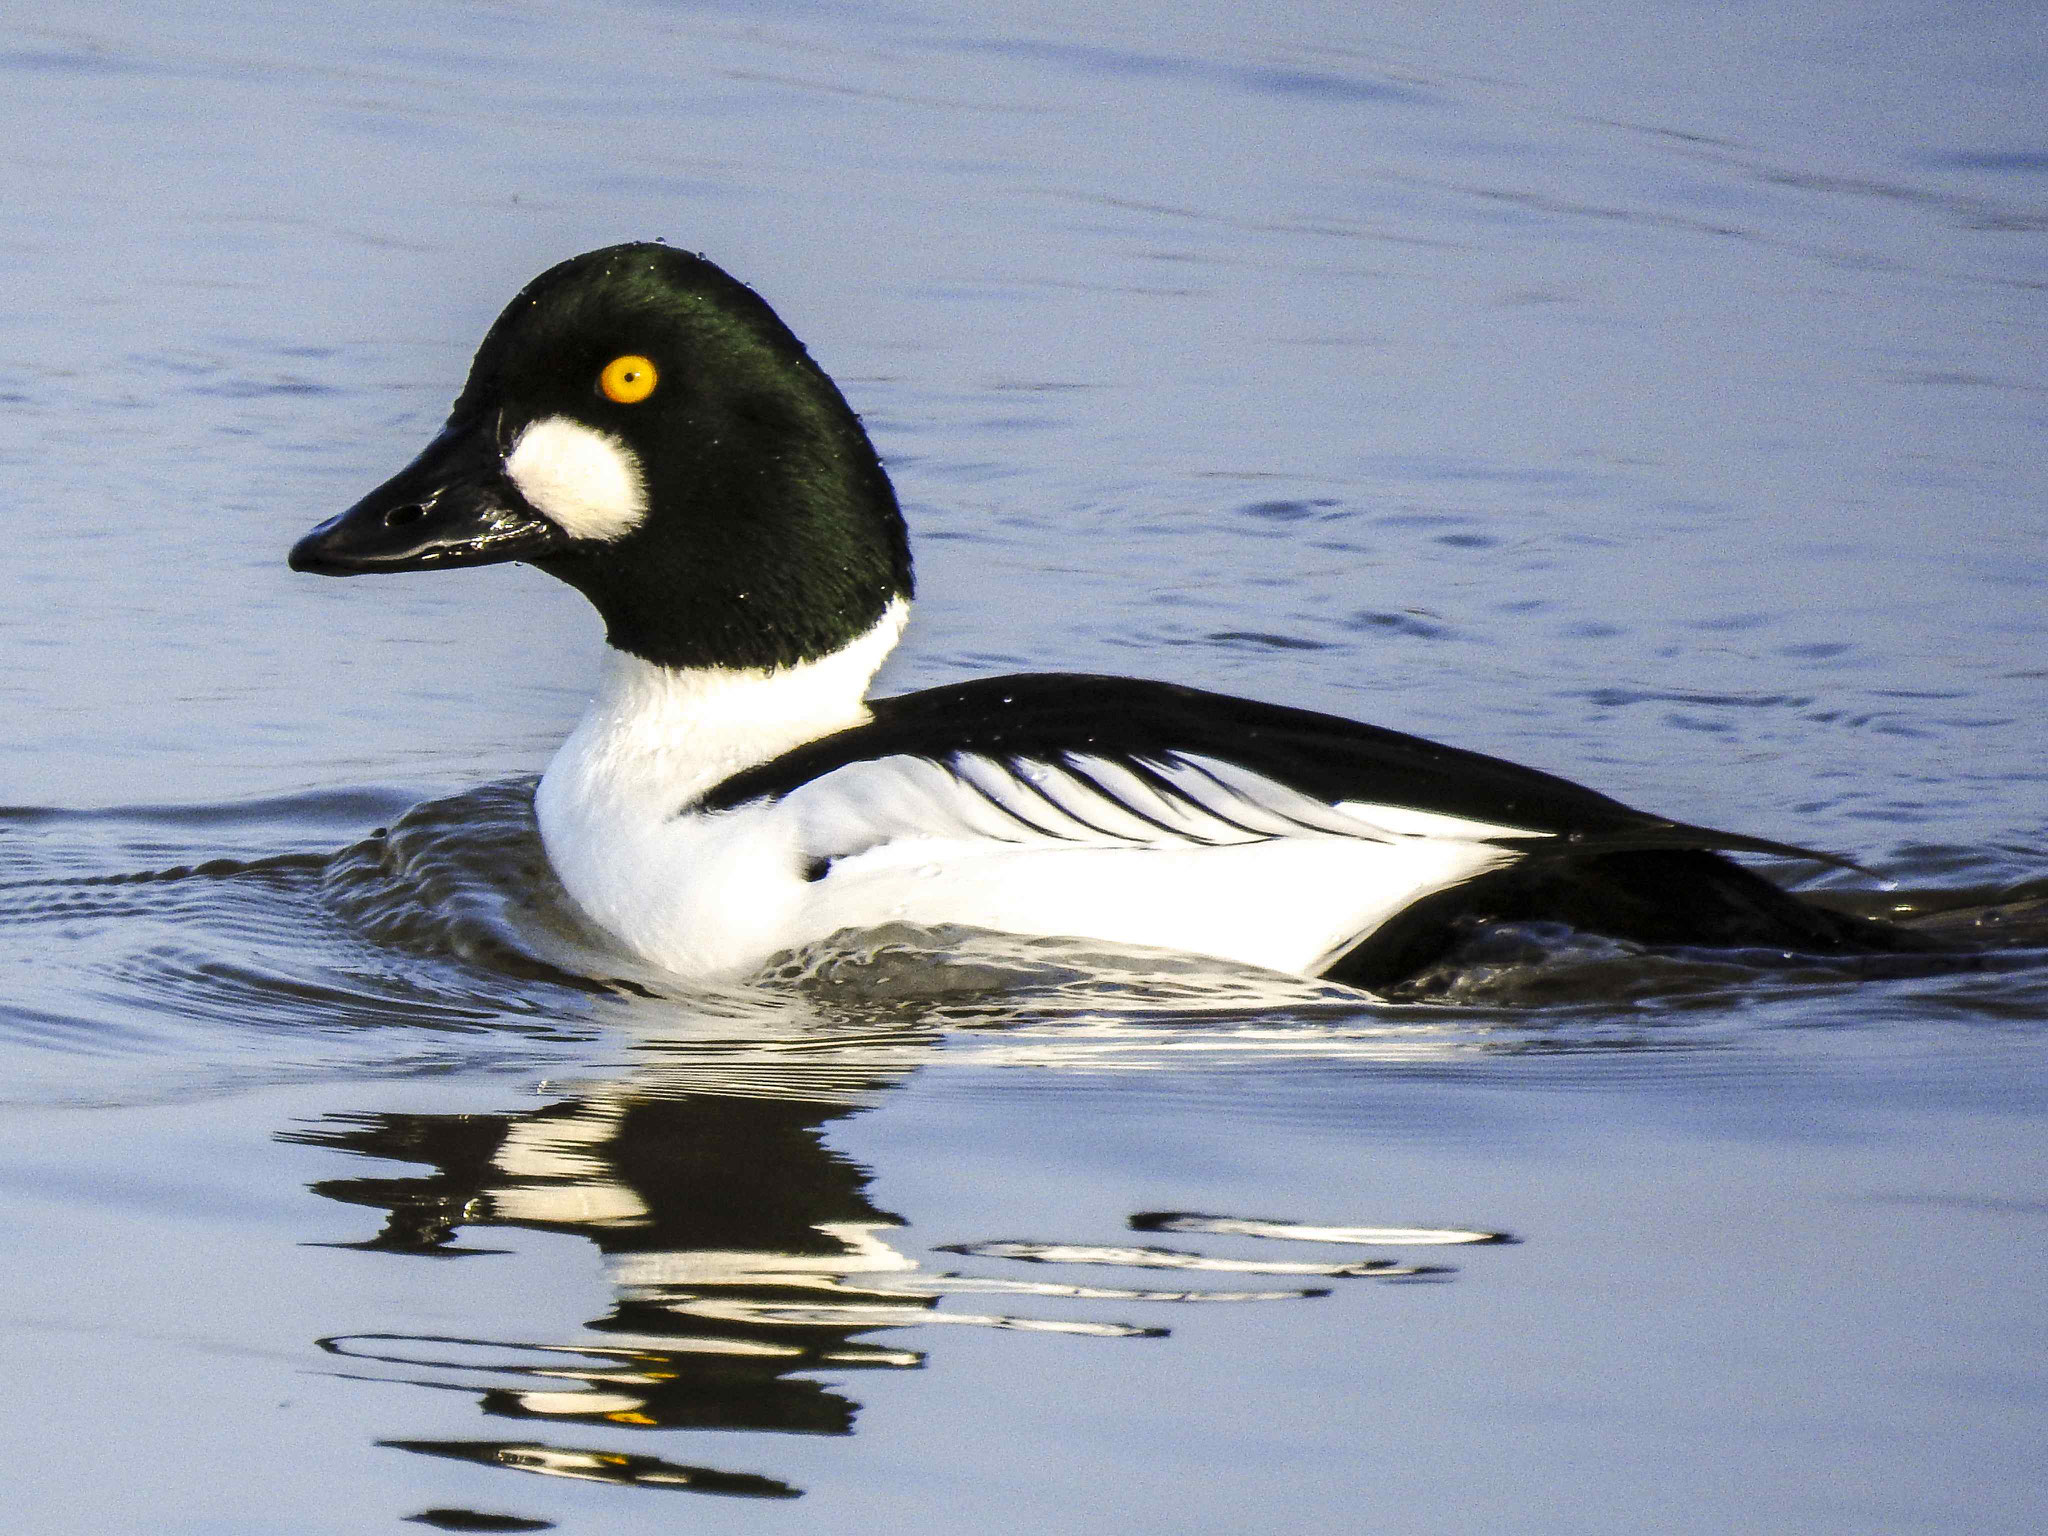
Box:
(505, 415, 648, 541)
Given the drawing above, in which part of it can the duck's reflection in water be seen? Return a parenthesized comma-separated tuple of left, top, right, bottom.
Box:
(293, 1078, 939, 1496)
(287, 968, 1511, 1503)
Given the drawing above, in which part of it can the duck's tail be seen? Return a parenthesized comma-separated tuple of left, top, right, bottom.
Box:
(1323, 846, 1972, 994)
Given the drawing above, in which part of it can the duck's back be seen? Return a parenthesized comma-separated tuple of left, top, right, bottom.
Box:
(700, 674, 1931, 986)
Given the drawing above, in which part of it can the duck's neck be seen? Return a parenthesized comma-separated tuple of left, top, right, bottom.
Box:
(538, 598, 910, 826)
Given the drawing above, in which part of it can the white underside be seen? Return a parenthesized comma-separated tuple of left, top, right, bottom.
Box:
(534, 608, 1541, 982)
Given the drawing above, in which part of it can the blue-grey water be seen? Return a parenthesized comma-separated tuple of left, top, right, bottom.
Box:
(3, 3, 2045, 1532)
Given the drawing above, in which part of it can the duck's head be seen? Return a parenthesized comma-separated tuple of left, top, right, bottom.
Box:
(291, 243, 913, 671)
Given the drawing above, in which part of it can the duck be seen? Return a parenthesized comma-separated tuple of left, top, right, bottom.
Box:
(290, 241, 1935, 990)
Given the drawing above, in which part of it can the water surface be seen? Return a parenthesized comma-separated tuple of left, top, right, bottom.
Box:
(2, 2, 2044, 1531)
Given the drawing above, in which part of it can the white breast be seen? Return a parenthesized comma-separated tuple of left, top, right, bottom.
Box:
(533, 603, 907, 973)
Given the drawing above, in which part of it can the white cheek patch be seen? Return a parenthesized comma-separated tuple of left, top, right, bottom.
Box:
(504, 415, 649, 542)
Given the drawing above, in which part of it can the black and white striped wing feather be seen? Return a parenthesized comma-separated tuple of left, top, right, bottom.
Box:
(764, 747, 1527, 976)
(701, 673, 1826, 866)
(773, 745, 1538, 867)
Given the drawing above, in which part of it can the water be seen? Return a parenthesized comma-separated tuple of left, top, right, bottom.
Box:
(2, 2, 2045, 1531)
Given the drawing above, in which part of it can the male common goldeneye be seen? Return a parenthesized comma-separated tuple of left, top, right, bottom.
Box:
(290, 242, 1930, 989)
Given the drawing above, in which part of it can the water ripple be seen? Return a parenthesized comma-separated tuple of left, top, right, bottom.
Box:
(2, 774, 2044, 1109)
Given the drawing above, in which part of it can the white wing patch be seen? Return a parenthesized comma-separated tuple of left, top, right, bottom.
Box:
(725, 749, 1542, 976)
(777, 749, 1548, 862)
(745, 749, 1534, 977)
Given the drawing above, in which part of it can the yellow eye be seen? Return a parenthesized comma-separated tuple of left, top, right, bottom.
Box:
(599, 354, 658, 404)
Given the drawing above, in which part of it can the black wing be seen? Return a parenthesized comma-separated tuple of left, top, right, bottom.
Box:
(701, 673, 1942, 988)
(699, 672, 1839, 864)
